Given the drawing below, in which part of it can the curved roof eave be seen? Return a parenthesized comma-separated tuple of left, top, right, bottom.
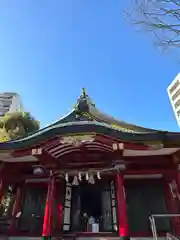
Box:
(88, 104, 159, 133)
(36, 90, 162, 134)
(0, 121, 173, 151)
(42, 109, 76, 129)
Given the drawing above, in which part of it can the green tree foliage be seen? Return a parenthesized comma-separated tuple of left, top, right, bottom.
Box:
(0, 112, 40, 216)
(0, 186, 17, 218)
(0, 111, 40, 141)
(127, 0, 180, 50)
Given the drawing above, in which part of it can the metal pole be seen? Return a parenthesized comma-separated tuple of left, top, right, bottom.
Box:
(149, 214, 180, 240)
(149, 217, 155, 239)
(152, 214, 180, 218)
(151, 216, 158, 240)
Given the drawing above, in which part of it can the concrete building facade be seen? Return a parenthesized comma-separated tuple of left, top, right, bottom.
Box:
(0, 92, 22, 117)
(167, 73, 180, 127)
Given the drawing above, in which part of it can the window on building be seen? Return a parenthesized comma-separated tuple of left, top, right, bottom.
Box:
(175, 99, 180, 109)
(0, 95, 13, 100)
(0, 100, 11, 106)
(5, 96, 12, 100)
(169, 80, 180, 94)
(177, 110, 180, 117)
(172, 89, 180, 101)
(3, 105, 10, 108)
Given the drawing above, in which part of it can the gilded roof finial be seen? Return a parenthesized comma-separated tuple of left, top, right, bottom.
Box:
(82, 88, 86, 98)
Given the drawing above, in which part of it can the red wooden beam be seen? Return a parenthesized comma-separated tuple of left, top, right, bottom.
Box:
(123, 142, 149, 150)
(61, 163, 110, 170)
(124, 169, 176, 175)
(12, 146, 63, 169)
(35, 149, 62, 169)
(11, 136, 61, 158)
(95, 134, 149, 150)
(66, 161, 106, 166)
(0, 162, 33, 182)
(37, 136, 60, 148)
(12, 149, 32, 157)
(58, 152, 170, 165)
(12, 149, 172, 165)
(124, 155, 171, 163)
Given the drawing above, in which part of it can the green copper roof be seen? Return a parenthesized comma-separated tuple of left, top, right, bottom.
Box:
(0, 121, 170, 151)
(46, 88, 159, 133)
(0, 89, 177, 151)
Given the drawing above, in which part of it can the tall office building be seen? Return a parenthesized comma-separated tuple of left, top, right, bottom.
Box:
(167, 73, 180, 126)
(0, 92, 22, 117)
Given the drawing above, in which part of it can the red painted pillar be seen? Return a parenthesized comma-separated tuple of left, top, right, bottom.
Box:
(176, 171, 180, 197)
(164, 180, 179, 235)
(0, 178, 5, 204)
(42, 176, 55, 240)
(10, 185, 23, 234)
(175, 171, 180, 235)
(116, 173, 129, 239)
(58, 203, 63, 230)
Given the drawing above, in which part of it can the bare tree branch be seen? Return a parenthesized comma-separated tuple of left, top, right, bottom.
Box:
(127, 0, 180, 48)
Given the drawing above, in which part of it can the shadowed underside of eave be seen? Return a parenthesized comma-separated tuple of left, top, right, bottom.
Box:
(0, 121, 178, 151)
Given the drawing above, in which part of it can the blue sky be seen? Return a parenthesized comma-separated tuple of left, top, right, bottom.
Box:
(0, 0, 179, 131)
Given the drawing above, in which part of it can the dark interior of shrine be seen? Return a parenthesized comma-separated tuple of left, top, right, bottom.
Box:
(81, 182, 101, 218)
(71, 181, 102, 232)
(70, 179, 115, 232)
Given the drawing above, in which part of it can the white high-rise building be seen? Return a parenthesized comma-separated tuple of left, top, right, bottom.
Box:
(167, 73, 180, 126)
(0, 92, 22, 117)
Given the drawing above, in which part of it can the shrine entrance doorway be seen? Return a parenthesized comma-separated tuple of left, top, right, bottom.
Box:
(63, 178, 118, 233)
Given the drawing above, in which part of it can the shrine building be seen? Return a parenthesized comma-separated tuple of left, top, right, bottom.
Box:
(0, 89, 180, 240)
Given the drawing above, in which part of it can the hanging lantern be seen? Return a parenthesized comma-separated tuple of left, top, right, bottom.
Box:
(97, 172, 101, 180)
(65, 173, 69, 182)
(78, 172, 82, 181)
(85, 172, 89, 181)
(88, 174, 95, 184)
(72, 176, 79, 186)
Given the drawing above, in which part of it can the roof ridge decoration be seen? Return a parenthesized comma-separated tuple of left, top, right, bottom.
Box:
(81, 88, 95, 107)
(60, 134, 95, 147)
(40, 88, 161, 134)
(74, 88, 95, 112)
